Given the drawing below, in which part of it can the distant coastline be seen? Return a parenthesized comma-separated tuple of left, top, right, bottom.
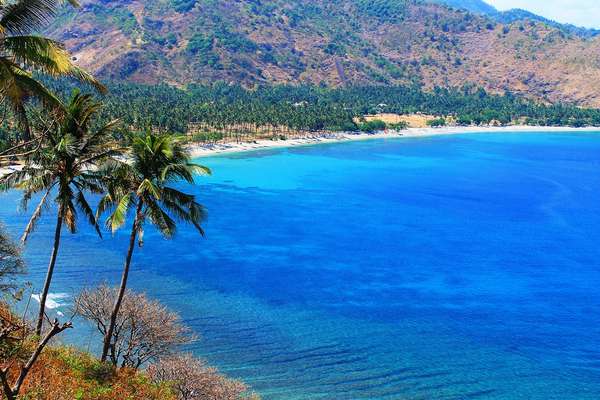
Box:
(188, 125, 600, 158)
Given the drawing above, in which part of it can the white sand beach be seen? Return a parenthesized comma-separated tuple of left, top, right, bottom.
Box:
(188, 125, 600, 158)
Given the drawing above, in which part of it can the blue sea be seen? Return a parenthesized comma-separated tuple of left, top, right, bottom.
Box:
(2, 132, 600, 399)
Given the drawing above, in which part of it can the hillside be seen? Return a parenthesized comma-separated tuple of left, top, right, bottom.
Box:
(49, 0, 600, 107)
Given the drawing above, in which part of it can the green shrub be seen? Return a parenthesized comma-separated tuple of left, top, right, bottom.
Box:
(427, 118, 447, 127)
(387, 121, 409, 130)
(358, 119, 387, 133)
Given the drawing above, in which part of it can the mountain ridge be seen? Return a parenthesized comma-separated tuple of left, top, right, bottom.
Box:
(50, 0, 600, 107)
(434, 0, 496, 15)
(435, 0, 600, 38)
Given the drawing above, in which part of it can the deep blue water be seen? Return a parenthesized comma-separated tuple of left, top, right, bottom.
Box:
(2, 132, 600, 399)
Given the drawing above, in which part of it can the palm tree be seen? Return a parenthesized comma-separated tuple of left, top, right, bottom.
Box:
(0, 0, 105, 142)
(2, 92, 119, 335)
(96, 131, 209, 363)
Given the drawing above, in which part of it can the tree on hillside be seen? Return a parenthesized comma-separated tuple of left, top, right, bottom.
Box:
(0, 224, 23, 294)
(95, 131, 209, 363)
(75, 285, 193, 368)
(2, 92, 120, 336)
(0, 225, 72, 400)
(0, 306, 72, 400)
(0, 0, 105, 143)
(148, 353, 259, 400)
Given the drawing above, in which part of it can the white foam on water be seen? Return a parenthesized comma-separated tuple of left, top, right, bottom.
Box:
(31, 293, 70, 310)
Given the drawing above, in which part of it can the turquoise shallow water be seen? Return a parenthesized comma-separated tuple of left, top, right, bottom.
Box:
(2, 132, 600, 399)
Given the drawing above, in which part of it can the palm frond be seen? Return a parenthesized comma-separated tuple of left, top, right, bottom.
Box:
(145, 200, 176, 238)
(2, 35, 71, 74)
(188, 201, 207, 236)
(0, 58, 30, 140)
(160, 197, 206, 236)
(98, 132, 207, 240)
(79, 119, 120, 153)
(137, 178, 160, 199)
(161, 187, 194, 204)
(17, 170, 54, 208)
(21, 187, 52, 242)
(75, 190, 101, 237)
(187, 162, 211, 176)
(108, 193, 132, 232)
(160, 186, 207, 235)
(66, 65, 107, 94)
(0, 0, 59, 35)
(95, 193, 113, 222)
(75, 174, 104, 194)
(7, 62, 64, 111)
(160, 163, 193, 183)
(76, 147, 122, 169)
(1, 167, 31, 191)
(63, 198, 77, 233)
(13, 90, 115, 248)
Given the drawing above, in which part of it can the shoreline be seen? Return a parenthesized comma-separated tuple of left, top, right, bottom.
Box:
(188, 125, 600, 158)
(1, 126, 598, 176)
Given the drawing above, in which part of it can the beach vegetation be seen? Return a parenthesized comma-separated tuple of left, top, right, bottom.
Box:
(358, 119, 387, 133)
(35, 81, 600, 145)
(192, 131, 225, 143)
(1, 296, 256, 399)
(427, 117, 447, 127)
(387, 121, 410, 130)
(0, 301, 73, 400)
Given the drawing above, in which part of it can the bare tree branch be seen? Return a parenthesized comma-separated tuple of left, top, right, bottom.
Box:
(148, 353, 259, 400)
(74, 285, 194, 368)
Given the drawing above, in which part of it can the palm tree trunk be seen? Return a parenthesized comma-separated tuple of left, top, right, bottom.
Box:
(35, 212, 63, 336)
(101, 200, 143, 363)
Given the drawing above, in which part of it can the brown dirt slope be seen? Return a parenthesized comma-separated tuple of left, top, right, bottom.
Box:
(49, 0, 600, 107)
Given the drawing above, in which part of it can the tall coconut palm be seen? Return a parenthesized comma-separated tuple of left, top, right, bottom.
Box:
(2, 91, 119, 335)
(0, 0, 105, 142)
(96, 131, 209, 363)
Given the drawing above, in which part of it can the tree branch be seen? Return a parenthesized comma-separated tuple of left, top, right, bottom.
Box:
(0, 138, 37, 157)
(0, 367, 14, 400)
(11, 319, 72, 396)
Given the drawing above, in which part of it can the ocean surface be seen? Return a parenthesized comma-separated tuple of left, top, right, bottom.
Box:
(2, 132, 600, 399)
